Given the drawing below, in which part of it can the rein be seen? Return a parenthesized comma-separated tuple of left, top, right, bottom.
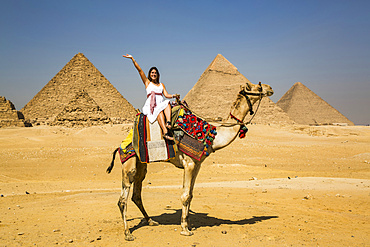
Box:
(221, 86, 264, 127)
(227, 88, 264, 138)
(175, 85, 265, 128)
(241, 90, 263, 125)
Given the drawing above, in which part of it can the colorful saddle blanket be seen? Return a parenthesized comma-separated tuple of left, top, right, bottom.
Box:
(175, 106, 217, 147)
(119, 107, 218, 163)
(119, 142, 136, 164)
(119, 113, 176, 164)
(173, 105, 217, 161)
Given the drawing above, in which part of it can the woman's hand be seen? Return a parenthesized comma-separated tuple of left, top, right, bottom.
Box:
(123, 54, 147, 86)
(173, 94, 180, 99)
(122, 54, 133, 60)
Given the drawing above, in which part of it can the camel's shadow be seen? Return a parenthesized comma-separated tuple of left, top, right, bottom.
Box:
(129, 209, 278, 233)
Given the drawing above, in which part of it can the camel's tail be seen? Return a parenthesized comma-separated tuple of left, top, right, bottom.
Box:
(106, 147, 119, 174)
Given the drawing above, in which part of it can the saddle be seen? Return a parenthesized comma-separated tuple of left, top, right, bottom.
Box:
(171, 104, 217, 161)
(119, 105, 217, 163)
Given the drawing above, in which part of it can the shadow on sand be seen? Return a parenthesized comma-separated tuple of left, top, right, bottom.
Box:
(129, 209, 278, 233)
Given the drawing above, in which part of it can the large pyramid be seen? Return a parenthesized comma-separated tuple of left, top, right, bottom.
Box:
(184, 54, 252, 120)
(21, 53, 136, 125)
(277, 82, 354, 126)
(184, 54, 295, 125)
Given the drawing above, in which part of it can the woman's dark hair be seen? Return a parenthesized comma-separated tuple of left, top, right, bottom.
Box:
(148, 67, 160, 84)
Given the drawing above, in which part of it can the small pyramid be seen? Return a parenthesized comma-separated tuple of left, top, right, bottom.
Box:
(277, 82, 354, 125)
(183, 54, 251, 120)
(21, 53, 136, 125)
(51, 90, 111, 127)
(0, 96, 26, 127)
(250, 97, 296, 125)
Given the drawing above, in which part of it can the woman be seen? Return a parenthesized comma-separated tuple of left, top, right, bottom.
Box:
(123, 54, 179, 141)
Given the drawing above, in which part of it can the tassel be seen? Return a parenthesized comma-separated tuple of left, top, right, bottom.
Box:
(239, 125, 248, 139)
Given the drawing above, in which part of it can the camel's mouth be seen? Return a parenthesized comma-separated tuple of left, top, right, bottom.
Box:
(261, 84, 274, 97)
(266, 89, 274, 97)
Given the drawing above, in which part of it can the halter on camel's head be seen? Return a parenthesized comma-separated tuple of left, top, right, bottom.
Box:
(230, 81, 274, 125)
(241, 81, 274, 99)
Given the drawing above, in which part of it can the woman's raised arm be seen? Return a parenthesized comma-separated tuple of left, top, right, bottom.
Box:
(123, 54, 149, 87)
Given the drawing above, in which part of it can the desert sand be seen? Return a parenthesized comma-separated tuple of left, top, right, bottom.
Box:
(0, 124, 369, 246)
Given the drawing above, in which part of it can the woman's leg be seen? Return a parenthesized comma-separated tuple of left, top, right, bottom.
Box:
(164, 103, 172, 128)
(157, 111, 166, 133)
(157, 111, 173, 140)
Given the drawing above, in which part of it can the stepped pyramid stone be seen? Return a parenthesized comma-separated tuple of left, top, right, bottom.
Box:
(21, 53, 136, 125)
(184, 54, 251, 120)
(51, 90, 111, 127)
(250, 97, 296, 125)
(0, 96, 25, 127)
(277, 82, 354, 126)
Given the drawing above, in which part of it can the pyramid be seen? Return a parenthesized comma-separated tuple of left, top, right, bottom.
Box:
(21, 53, 136, 125)
(50, 90, 111, 127)
(183, 54, 294, 125)
(0, 96, 25, 127)
(250, 97, 296, 125)
(183, 54, 251, 120)
(277, 82, 354, 126)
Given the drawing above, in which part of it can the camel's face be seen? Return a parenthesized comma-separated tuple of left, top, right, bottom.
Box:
(243, 82, 274, 97)
(233, 82, 274, 113)
(261, 83, 274, 97)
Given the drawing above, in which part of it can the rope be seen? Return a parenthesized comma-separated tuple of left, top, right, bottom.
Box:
(218, 92, 263, 127)
(244, 93, 263, 125)
(175, 98, 212, 121)
(176, 92, 263, 128)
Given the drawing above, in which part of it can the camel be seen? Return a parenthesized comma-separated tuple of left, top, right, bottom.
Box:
(106, 81, 274, 241)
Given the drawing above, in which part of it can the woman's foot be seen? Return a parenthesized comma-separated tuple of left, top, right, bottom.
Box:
(163, 132, 174, 141)
(166, 121, 172, 129)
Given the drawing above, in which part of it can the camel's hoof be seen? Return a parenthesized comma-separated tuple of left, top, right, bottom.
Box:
(180, 230, 194, 236)
(148, 218, 159, 226)
(124, 233, 135, 241)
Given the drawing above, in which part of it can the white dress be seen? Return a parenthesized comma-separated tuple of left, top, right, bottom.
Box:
(142, 82, 170, 123)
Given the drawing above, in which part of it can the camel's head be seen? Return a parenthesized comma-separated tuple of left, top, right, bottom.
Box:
(241, 82, 274, 97)
(231, 82, 274, 120)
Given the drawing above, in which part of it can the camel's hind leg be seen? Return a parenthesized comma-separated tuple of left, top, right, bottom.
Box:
(118, 156, 137, 241)
(131, 160, 159, 226)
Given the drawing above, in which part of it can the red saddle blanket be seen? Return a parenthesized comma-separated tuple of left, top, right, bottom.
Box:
(175, 107, 217, 147)
(174, 106, 217, 160)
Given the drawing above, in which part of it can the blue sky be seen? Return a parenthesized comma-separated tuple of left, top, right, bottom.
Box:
(1, 0, 369, 124)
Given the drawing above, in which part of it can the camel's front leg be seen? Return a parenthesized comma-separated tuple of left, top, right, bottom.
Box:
(118, 157, 137, 241)
(132, 160, 159, 226)
(180, 160, 201, 236)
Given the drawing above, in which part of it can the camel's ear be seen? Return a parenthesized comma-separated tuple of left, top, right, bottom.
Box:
(240, 84, 246, 91)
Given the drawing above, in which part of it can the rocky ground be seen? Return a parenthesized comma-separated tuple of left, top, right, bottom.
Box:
(0, 124, 369, 246)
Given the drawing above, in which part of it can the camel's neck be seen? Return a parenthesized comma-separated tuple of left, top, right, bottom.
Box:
(211, 95, 260, 151)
